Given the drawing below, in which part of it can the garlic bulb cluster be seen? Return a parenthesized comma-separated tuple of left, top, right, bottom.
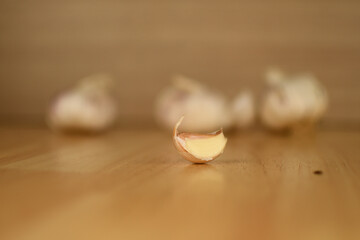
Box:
(47, 74, 117, 133)
(231, 90, 256, 129)
(260, 68, 328, 130)
(155, 75, 233, 132)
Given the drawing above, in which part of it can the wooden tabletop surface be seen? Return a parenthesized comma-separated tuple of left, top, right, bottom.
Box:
(0, 127, 359, 240)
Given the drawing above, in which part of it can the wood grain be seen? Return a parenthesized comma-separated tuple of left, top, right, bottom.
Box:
(0, 127, 359, 240)
(0, 0, 359, 125)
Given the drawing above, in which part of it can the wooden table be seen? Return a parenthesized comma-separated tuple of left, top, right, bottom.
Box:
(0, 127, 359, 240)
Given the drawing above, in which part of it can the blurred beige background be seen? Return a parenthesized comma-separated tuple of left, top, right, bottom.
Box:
(0, 0, 359, 126)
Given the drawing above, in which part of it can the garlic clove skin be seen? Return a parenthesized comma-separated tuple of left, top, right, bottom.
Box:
(47, 74, 117, 133)
(173, 116, 227, 164)
(292, 75, 328, 123)
(155, 75, 233, 132)
(232, 90, 255, 129)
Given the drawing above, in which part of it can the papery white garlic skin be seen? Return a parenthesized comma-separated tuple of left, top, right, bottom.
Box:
(47, 74, 117, 132)
(155, 75, 233, 132)
(261, 68, 328, 130)
(232, 90, 255, 129)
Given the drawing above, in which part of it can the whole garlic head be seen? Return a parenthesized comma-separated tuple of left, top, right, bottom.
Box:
(232, 90, 255, 129)
(155, 75, 233, 132)
(47, 74, 117, 133)
(260, 68, 328, 130)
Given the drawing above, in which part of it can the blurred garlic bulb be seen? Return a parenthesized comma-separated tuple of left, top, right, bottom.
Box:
(260, 68, 328, 130)
(155, 75, 233, 132)
(47, 74, 117, 133)
(232, 90, 255, 129)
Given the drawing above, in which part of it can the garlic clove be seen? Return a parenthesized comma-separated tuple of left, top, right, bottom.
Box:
(260, 68, 328, 130)
(47, 74, 117, 133)
(173, 116, 227, 164)
(260, 90, 303, 130)
(155, 75, 233, 132)
(232, 90, 255, 129)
